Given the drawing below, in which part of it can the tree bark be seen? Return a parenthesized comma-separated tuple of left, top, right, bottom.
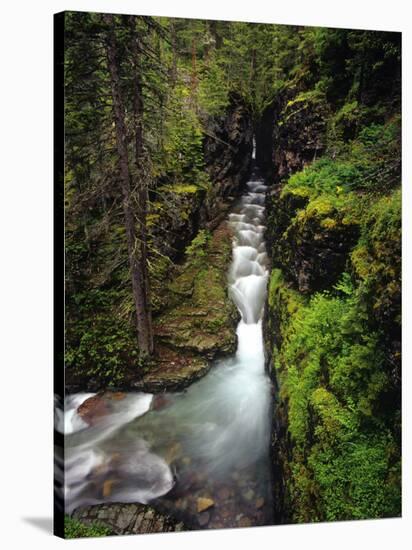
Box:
(191, 35, 198, 111)
(128, 15, 154, 354)
(169, 19, 177, 85)
(103, 13, 153, 356)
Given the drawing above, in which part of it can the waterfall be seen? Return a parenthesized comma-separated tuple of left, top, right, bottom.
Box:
(59, 174, 273, 527)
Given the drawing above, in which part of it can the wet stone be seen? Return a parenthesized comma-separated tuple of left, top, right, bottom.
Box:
(255, 497, 265, 509)
(197, 497, 214, 513)
(152, 394, 172, 411)
(242, 489, 255, 501)
(220, 507, 232, 519)
(239, 517, 252, 528)
(73, 503, 186, 535)
(116, 508, 134, 530)
(217, 487, 231, 500)
(198, 511, 211, 527)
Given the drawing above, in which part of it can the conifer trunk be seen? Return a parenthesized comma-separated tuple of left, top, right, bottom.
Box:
(104, 13, 153, 356)
(128, 15, 154, 354)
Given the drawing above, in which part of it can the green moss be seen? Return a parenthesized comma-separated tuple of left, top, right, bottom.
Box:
(268, 269, 303, 320)
(154, 224, 238, 356)
(351, 188, 401, 322)
(351, 244, 370, 280)
(285, 185, 311, 200)
(268, 268, 284, 308)
(64, 516, 112, 539)
(320, 217, 337, 229)
(305, 196, 335, 218)
(282, 88, 328, 123)
(146, 213, 161, 227)
(268, 273, 400, 521)
(185, 229, 212, 258)
(159, 183, 200, 194)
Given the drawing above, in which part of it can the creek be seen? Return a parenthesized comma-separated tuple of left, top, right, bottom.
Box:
(58, 172, 274, 529)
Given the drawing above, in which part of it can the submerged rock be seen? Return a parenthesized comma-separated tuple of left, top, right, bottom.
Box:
(242, 489, 255, 502)
(198, 511, 211, 527)
(255, 497, 265, 509)
(151, 394, 172, 411)
(238, 516, 252, 528)
(197, 497, 215, 513)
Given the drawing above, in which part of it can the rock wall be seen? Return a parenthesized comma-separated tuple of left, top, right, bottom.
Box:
(265, 187, 359, 294)
(203, 95, 254, 205)
(256, 91, 329, 184)
(260, 91, 401, 523)
(152, 97, 254, 262)
(136, 222, 240, 393)
(258, 93, 333, 522)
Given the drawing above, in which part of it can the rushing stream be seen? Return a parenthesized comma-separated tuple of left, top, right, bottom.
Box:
(57, 174, 273, 529)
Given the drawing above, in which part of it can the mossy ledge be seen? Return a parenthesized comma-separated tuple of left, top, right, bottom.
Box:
(66, 221, 238, 394)
(135, 221, 239, 393)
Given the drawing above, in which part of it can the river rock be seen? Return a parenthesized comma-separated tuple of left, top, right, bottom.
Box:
(217, 487, 231, 500)
(198, 511, 211, 527)
(76, 391, 127, 426)
(102, 479, 116, 497)
(105, 391, 126, 401)
(165, 442, 182, 464)
(243, 488, 255, 501)
(175, 498, 188, 511)
(197, 497, 214, 513)
(151, 394, 172, 411)
(239, 516, 252, 528)
(220, 506, 233, 519)
(77, 394, 110, 425)
(255, 497, 265, 509)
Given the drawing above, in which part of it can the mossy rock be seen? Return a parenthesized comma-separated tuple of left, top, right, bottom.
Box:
(151, 221, 239, 384)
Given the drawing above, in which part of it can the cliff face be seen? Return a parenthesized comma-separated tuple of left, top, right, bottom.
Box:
(256, 91, 329, 184)
(204, 96, 254, 199)
(262, 86, 401, 522)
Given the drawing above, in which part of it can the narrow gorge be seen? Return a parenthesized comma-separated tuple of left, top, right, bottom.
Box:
(57, 13, 401, 538)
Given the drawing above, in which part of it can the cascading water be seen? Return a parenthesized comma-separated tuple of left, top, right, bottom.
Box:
(58, 173, 273, 529)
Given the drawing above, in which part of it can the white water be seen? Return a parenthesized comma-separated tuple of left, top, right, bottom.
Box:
(59, 177, 272, 523)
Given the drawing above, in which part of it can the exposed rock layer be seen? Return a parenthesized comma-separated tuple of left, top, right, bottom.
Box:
(73, 503, 185, 535)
